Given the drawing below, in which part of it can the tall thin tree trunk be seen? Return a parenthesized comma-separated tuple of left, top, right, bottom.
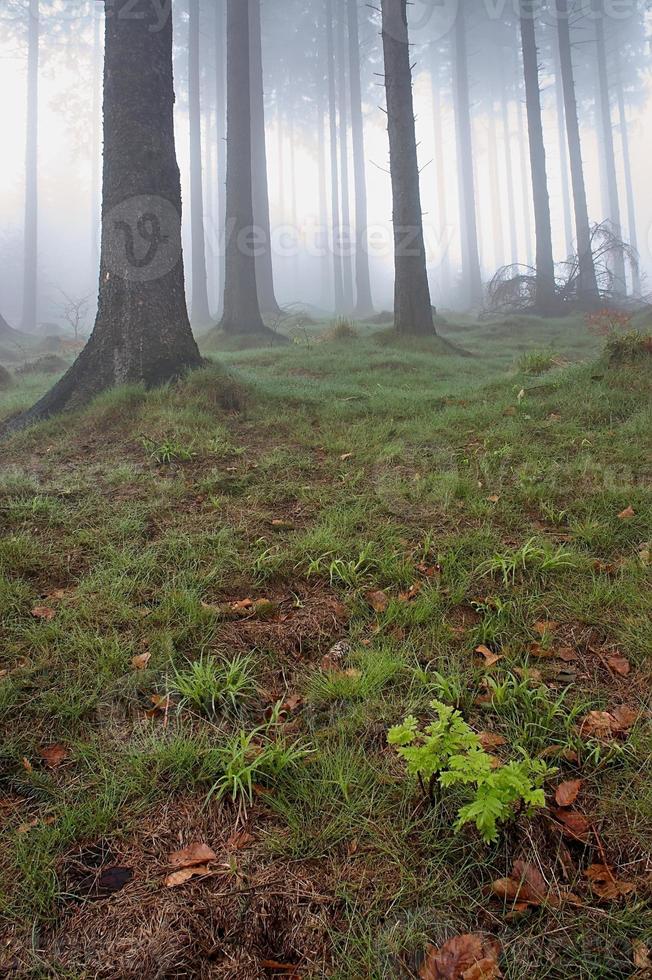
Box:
(553, 34, 574, 258)
(7, 0, 202, 433)
(500, 77, 518, 266)
(556, 0, 599, 307)
(380, 0, 435, 336)
(337, 0, 354, 311)
(188, 0, 211, 326)
(348, 0, 373, 315)
(316, 70, 331, 308)
(516, 72, 534, 267)
(249, 0, 280, 314)
(326, 0, 344, 313)
(430, 46, 451, 300)
(214, 0, 226, 318)
(595, 5, 626, 295)
(452, 0, 482, 308)
(221, 0, 271, 336)
(21, 0, 39, 332)
(616, 78, 640, 295)
(519, 2, 557, 314)
(487, 98, 505, 271)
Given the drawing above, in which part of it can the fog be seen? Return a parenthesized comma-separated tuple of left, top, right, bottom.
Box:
(0, 0, 650, 332)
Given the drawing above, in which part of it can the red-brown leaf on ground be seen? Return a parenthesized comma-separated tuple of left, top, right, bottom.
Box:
(556, 646, 579, 662)
(610, 705, 639, 730)
(555, 779, 583, 807)
(585, 864, 637, 901)
(131, 651, 151, 670)
(533, 620, 558, 636)
(528, 642, 555, 659)
(39, 744, 69, 769)
(416, 562, 442, 577)
(477, 732, 507, 751)
(419, 934, 502, 979)
(617, 505, 635, 520)
(227, 829, 255, 851)
(165, 864, 214, 888)
(552, 808, 591, 842)
(606, 654, 631, 677)
(31, 606, 55, 621)
(579, 706, 639, 739)
(474, 645, 503, 667)
(366, 590, 389, 613)
(399, 583, 422, 602)
(632, 940, 652, 971)
(168, 842, 217, 869)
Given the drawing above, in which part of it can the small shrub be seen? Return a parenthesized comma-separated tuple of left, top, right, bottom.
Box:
(388, 700, 552, 843)
(327, 317, 358, 341)
(604, 331, 652, 365)
(206, 726, 311, 808)
(516, 349, 557, 375)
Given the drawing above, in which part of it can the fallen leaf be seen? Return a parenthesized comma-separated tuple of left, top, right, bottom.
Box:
(339, 452, 354, 461)
(486, 495, 500, 504)
(76, 865, 133, 896)
(416, 562, 442, 577)
(477, 732, 507, 751)
(366, 590, 389, 614)
(607, 655, 631, 677)
(580, 710, 617, 739)
(270, 519, 295, 530)
(618, 506, 635, 520)
(552, 808, 591, 842)
(146, 693, 172, 718)
(169, 842, 217, 868)
(419, 933, 502, 979)
(610, 705, 639, 731)
(165, 864, 213, 888)
(528, 642, 555, 659)
(231, 598, 254, 612)
(39, 744, 69, 769)
(593, 559, 618, 575)
(556, 646, 579, 663)
(555, 779, 583, 807)
(131, 651, 151, 671)
(585, 864, 636, 901)
(399, 583, 422, 602)
(227, 829, 255, 851)
(533, 620, 557, 636)
(31, 606, 55, 621)
(633, 941, 652, 971)
(474, 645, 503, 667)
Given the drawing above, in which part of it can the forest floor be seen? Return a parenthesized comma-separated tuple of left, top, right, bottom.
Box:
(0, 312, 650, 979)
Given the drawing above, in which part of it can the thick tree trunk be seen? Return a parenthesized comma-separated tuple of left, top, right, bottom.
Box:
(595, 6, 626, 295)
(500, 80, 518, 266)
(221, 0, 270, 336)
(616, 78, 640, 295)
(553, 34, 574, 258)
(337, 0, 354, 311)
(21, 0, 39, 333)
(249, 0, 280, 314)
(214, 0, 227, 318)
(487, 98, 505, 272)
(348, 0, 374, 316)
(519, 4, 558, 314)
(452, 0, 483, 309)
(188, 0, 212, 327)
(91, 0, 102, 265)
(430, 46, 451, 300)
(556, 0, 600, 307)
(380, 0, 435, 336)
(326, 0, 344, 313)
(5, 0, 202, 434)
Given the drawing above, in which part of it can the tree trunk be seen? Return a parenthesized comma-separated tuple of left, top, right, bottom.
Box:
(616, 77, 640, 295)
(499, 78, 518, 267)
(6, 0, 202, 434)
(326, 0, 344, 313)
(516, 70, 534, 267)
(553, 33, 574, 258)
(519, 3, 557, 314)
(595, 5, 626, 295)
(487, 97, 505, 272)
(91, 0, 102, 266)
(337, 0, 354, 311)
(249, 0, 280, 314)
(452, 0, 483, 309)
(21, 0, 39, 333)
(188, 0, 212, 327)
(348, 0, 374, 316)
(556, 0, 600, 307)
(221, 0, 269, 336)
(430, 46, 451, 301)
(214, 0, 226, 318)
(380, 0, 435, 336)
(316, 61, 331, 309)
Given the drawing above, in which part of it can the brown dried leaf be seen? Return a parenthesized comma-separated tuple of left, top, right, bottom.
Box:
(366, 590, 389, 614)
(607, 655, 631, 677)
(39, 744, 69, 769)
(585, 864, 637, 901)
(227, 829, 255, 851)
(165, 864, 213, 888)
(610, 705, 639, 731)
(556, 646, 579, 663)
(168, 842, 217, 869)
(580, 710, 617, 739)
(474, 645, 503, 667)
(477, 732, 507, 751)
(632, 941, 652, 971)
(552, 808, 591, 842)
(339, 452, 354, 461)
(618, 505, 635, 520)
(533, 620, 557, 636)
(131, 651, 151, 671)
(555, 779, 583, 808)
(419, 934, 502, 980)
(31, 606, 55, 621)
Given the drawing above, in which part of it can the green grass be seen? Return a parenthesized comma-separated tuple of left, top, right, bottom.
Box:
(0, 313, 650, 977)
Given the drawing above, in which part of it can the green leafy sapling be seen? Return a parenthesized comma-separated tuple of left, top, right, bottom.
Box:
(388, 700, 552, 843)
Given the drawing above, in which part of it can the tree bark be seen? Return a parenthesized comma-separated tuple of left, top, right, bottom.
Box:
(556, 0, 600, 307)
(249, 0, 280, 314)
(452, 0, 483, 309)
(430, 45, 451, 301)
(214, 0, 226, 318)
(90, 0, 102, 267)
(595, 4, 626, 295)
(487, 96, 505, 272)
(499, 77, 518, 267)
(553, 32, 574, 258)
(5, 0, 202, 434)
(348, 0, 374, 316)
(21, 0, 39, 333)
(519, 3, 558, 314)
(326, 0, 344, 313)
(316, 52, 331, 309)
(188, 0, 212, 327)
(380, 0, 435, 336)
(220, 0, 269, 336)
(616, 77, 640, 295)
(337, 0, 354, 311)
(516, 69, 534, 267)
